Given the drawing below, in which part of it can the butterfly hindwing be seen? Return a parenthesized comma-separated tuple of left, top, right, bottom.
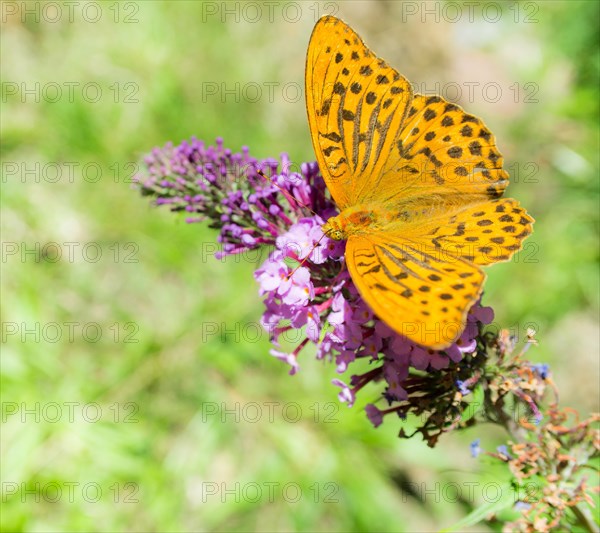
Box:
(306, 16, 413, 209)
(381, 198, 534, 266)
(411, 198, 534, 266)
(345, 232, 486, 349)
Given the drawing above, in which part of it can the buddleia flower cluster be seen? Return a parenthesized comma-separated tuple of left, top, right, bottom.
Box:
(136, 137, 494, 418)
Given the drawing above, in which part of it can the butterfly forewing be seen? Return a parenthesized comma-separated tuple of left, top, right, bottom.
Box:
(306, 15, 413, 209)
(367, 95, 511, 208)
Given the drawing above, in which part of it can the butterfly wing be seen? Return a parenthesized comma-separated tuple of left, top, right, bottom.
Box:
(405, 198, 534, 266)
(307, 17, 513, 212)
(345, 197, 533, 348)
(305, 15, 413, 210)
(359, 94, 511, 207)
(378, 197, 534, 267)
(345, 231, 485, 349)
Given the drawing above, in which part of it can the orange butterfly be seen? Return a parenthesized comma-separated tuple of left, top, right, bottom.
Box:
(305, 16, 534, 349)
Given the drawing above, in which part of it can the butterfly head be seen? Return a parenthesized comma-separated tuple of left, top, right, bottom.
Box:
(322, 215, 346, 241)
(323, 208, 382, 241)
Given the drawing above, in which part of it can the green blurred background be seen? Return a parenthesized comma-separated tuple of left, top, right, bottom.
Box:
(2, 1, 598, 531)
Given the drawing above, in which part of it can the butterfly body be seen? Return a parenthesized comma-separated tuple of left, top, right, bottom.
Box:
(306, 16, 534, 349)
(323, 204, 392, 240)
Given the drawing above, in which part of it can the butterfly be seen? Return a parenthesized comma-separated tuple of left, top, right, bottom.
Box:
(305, 16, 534, 349)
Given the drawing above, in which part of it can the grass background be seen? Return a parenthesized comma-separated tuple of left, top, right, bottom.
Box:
(2, 1, 598, 531)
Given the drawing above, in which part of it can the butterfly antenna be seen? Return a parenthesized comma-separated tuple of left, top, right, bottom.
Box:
(285, 231, 330, 281)
(256, 168, 331, 281)
(256, 169, 319, 217)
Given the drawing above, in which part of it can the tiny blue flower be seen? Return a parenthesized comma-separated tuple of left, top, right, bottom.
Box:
(456, 379, 471, 396)
(497, 444, 512, 458)
(470, 438, 481, 458)
(531, 363, 550, 380)
(514, 501, 531, 511)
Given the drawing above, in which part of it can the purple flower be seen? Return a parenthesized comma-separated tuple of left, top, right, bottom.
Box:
(469, 304, 494, 324)
(365, 404, 384, 428)
(410, 346, 430, 371)
(332, 379, 356, 407)
(276, 219, 319, 260)
(270, 349, 299, 375)
(335, 349, 356, 374)
(327, 292, 352, 328)
(383, 361, 409, 401)
(291, 306, 321, 342)
(279, 267, 314, 306)
(255, 252, 289, 293)
(358, 333, 382, 360)
(316, 332, 334, 361)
